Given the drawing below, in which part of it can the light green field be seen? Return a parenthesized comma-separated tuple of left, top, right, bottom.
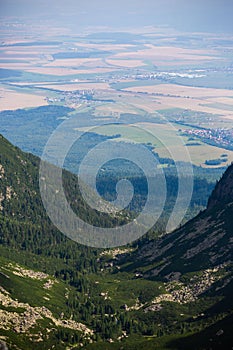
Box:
(76, 122, 233, 167)
(201, 102, 233, 112)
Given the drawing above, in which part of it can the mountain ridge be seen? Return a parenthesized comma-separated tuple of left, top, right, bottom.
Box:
(125, 162, 233, 278)
(207, 162, 233, 210)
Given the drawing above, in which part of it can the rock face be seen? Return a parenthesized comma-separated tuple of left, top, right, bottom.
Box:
(133, 163, 233, 277)
(207, 162, 233, 210)
(0, 341, 8, 350)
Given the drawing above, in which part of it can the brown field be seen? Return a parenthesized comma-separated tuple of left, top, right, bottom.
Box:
(0, 87, 48, 111)
(151, 60, 222, 67)
(94, 103, 139, 116)
(0, 45, 57, 52)
(130, 99, 165, 113)
(157, 96, 233, 119)
(0, 50, 117, 74)
(1, 39, 32, 45)
(0, 56, 36, 61)
(113, 44, 220, 62)
(106, 59, 146, 68)
(71, 67, 116, 73)
(0, 52, 52, 64)
(107, 92, 162, 114)
(45, 58, 103, 68)
(4, 50, 40, 56)
(123, 83, 233, 98)
(74, 43, 136, 51)
(8, 81, 72, 86)
(0, 62, 33, 69)
(124, 94, 233, 124)
(38, 82, 111, 91)
(0, 46, 60, 56)
(25, 66, 115, 75)
(0, 61, 115, 76)
(122, 83, 233, 120)
(207, 97, 233, 105)
(24, 67, 85, 76)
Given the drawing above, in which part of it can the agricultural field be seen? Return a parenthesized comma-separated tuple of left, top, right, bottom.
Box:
(122, 83, 233, 120)
(76, 121, 233, 167)
(0, 85, 48, 111)
(0, 19, 233, 169)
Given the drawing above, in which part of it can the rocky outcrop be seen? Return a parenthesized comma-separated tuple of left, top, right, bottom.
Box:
(0, 285, 93, 336)
(207, 163, 233, 210)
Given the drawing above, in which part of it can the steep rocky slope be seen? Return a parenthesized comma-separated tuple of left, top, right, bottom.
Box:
(127, 163, 233, 278)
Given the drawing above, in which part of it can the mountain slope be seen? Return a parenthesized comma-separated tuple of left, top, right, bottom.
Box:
(126, 162, 233, 277)
(0, 134, 127, 255)
(112, 163, 233, 349)
(1, 134, 233, 350)
(207, 163, 233, 210)
(0, 134, 133, 348)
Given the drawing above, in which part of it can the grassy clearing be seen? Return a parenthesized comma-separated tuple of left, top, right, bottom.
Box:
(89, 271, 163, 309)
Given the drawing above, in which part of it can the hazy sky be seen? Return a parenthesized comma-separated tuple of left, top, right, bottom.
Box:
(1, 0, 233, 33)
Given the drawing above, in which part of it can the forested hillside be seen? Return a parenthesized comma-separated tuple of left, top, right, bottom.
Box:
(0, 135, 233, 349)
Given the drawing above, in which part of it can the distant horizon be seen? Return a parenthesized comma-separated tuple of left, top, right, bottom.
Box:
(1, 0, 233, 34)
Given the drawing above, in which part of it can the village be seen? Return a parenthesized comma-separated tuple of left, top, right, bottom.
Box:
(183, 127, 233, 150)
